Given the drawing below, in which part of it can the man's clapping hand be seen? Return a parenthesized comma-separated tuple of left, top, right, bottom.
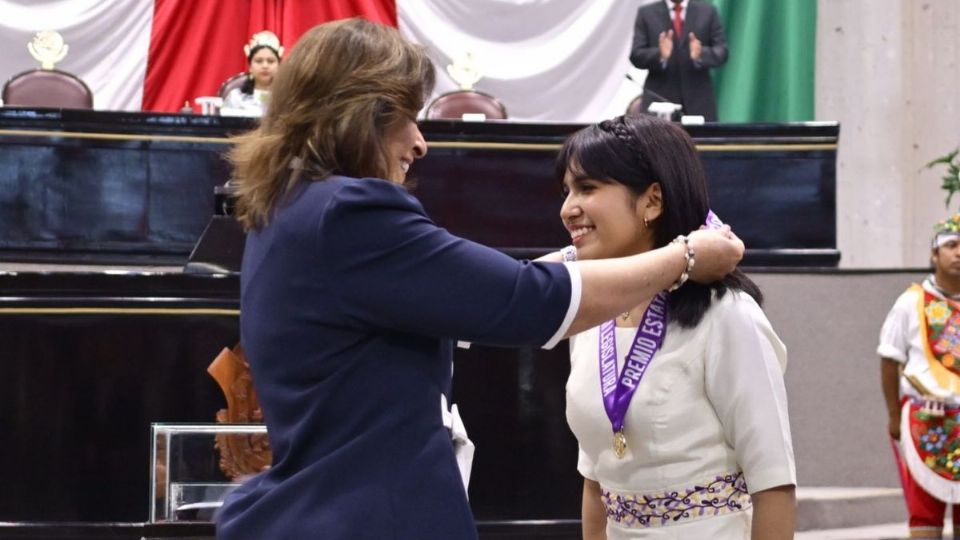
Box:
(689, 32, 702, 61)
(658, 30, 674, 61)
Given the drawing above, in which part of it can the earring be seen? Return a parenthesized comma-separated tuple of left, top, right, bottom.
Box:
(643, 217, 649, 228)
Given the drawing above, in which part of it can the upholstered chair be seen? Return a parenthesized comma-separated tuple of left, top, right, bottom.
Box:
(2, 69, 93, 109)
(424, 90, 507, 121)
(218, 73, 248, 99)
(625, 94, 646, 117)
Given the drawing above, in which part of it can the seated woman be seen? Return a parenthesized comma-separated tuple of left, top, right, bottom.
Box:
(555, 115, 797, 539)
(221, 31, 282, 117)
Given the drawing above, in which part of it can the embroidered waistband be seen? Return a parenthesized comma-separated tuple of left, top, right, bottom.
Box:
(906, 395, 960, 416)
(601, 470, 750, 529)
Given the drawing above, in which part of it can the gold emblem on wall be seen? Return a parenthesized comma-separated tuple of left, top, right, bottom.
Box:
(28, 30, 69, 70)
(446, 51, 484, 91)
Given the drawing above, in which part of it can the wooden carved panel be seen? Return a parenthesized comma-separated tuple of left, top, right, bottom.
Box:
(207, 344, 271, 480)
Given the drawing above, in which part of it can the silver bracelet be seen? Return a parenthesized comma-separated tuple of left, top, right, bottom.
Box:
(668, 235, 695, 291)
(561, 245, 578, 262)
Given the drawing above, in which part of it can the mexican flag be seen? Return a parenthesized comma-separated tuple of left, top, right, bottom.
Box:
(0, 0, 814, 122)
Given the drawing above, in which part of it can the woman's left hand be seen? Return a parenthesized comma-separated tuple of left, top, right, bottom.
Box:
(686, 226, 744, 283)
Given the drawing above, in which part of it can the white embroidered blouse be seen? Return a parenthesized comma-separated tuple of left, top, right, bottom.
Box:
(566, 290, 796, 539)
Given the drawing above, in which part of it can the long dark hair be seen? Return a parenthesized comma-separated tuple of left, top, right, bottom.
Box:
(555, 114, 762, 327)
(240, 44, 281, 95)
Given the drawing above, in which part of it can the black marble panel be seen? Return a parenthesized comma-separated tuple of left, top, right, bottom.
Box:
(0, 273, 238, 522)
(0, 108, 838, 266)
(0, 272, 585, 526)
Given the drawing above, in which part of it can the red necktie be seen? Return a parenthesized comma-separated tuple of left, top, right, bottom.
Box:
(672, 3, 683, 38)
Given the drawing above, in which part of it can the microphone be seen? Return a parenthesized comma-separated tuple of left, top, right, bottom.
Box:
(624, 74, 674, 105)
(625, 74, 682, 121)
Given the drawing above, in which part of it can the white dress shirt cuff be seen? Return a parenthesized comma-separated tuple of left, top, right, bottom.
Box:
(542, 262, 582, 349)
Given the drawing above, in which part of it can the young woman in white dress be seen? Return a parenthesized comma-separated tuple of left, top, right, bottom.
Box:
(554, 115, 796, 539)
(221, 32, 281, 117)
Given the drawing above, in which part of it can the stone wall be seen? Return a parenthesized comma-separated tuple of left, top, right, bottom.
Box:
(817, 0, 960, 267)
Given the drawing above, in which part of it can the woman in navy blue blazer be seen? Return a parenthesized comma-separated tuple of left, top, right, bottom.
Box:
(215, 18, 744, 540)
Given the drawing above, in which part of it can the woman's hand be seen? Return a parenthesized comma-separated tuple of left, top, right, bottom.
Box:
(564, 226, 742, 336)
(686, 226, 744, 283)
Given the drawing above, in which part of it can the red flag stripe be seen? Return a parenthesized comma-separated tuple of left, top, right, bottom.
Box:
(142, 0, 397, 112)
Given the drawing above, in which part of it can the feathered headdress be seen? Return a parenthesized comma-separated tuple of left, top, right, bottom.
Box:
(933, 213, 960, 248)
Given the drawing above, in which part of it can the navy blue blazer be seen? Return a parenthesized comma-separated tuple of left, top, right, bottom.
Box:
(216, 176, 573, 539)
(629, 0, 729, 121)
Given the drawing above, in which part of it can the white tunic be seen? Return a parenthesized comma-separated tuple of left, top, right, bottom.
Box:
(877, 277, 960, 404)
(566, 290, 796, 539)
(220, 88, 269, 117)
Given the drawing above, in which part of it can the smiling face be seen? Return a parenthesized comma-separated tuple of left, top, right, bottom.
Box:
(560, 165, 661, 260)
(249, 47, 280, 89)
(382, 118, 428, 184)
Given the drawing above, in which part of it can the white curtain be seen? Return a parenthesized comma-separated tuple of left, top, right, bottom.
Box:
(0, 0, 657, 118)
(398, 0, 656, 122)
(0, 0, 153, 110)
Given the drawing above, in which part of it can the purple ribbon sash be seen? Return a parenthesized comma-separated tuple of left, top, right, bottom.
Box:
(597, 210, 725, 453)
(598, 291, 668, 433)
(705, 210, 723, 230)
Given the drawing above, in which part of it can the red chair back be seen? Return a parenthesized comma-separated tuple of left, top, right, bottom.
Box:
(218, 73, 248, 98)
(625, 94, 646, 117)
(424, 90, 507, 120)
(2, 69, 93, 109)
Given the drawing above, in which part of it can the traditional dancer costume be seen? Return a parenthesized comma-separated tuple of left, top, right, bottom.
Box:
(879, 216, 960, 537)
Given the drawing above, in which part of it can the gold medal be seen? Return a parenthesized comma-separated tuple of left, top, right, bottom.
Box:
(613, 430, 627, 459)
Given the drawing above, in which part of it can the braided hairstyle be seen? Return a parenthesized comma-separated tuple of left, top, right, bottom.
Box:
(554, 114, 761, 327)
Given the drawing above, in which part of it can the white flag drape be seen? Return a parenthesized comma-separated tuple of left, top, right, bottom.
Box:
(0, 0, 153, 110)
(398, 0, 655, 122)
(0, 0, 657, 119)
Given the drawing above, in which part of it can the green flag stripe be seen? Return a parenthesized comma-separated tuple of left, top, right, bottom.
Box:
(709, 0, 816, 122)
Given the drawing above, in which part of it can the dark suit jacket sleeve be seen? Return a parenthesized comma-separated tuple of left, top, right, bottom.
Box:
(696, 5, 729, 68)
(320, 178, 574, 347)
(629, 7, 665, 71)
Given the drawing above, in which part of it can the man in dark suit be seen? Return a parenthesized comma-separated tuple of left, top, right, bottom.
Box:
(630, 0, 728, 121)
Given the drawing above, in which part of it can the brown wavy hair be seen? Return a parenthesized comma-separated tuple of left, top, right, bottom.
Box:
(230, 18, 435, 230)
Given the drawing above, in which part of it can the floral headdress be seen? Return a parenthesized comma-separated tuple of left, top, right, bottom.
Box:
(932, 213, 960, 248)
(244, 30, 283, 60)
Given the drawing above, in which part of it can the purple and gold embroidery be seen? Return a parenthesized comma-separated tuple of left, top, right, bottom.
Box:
(601, 471, 750, 528)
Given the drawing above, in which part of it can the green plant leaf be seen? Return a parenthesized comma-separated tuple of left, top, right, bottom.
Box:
(927, 148, 960, 169)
